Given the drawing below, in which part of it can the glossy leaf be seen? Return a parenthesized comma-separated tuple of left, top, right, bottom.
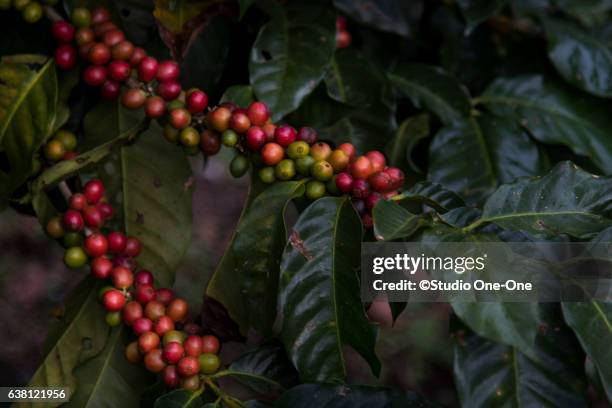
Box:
(372, 200, 431, 241)
(278, 197, 380, 382)
(324, 48, 383, 106)
(332, 0, 410, 37)
(249, 0, 336, 120)
(153, 389, 205, 408)
(385, 113, 429, 173)
(479, 75, 612, 174)
(457, 0, 505, 34)
(388, 64, 471, 125)
(153, 0, 212, 34)
(394, 181, 465, 213)
(220, 84, 255, 107)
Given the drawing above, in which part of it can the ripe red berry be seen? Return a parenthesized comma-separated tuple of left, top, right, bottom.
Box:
(138, 331, 160, 353)
(368, 171, 393, 193)
(52, 21, 75, 43)
(274, 125, 296, 147)
(112, 266, 134, 288)
(88, 43, 111, 65)
(111, 40, 134, 61)
(103, 289, 125, 312)
(113, 255, 137, 271)
(351, 179, 370, 198)
(166, 298, 188, 322)
(84, 233, 108, 257)
(156, 80, 181, 101)
(69, 193, 86, 210)
(245, 126, 266, 151)
(78, 43, 94, 60)
(296, 126, 317, 144)
(336, 16, 347, 30)
(144, 349, 166, 373)
(144, 96, 166, 118)
(163, 342, 184, 364)
(336, 30, 351, 49)
(129, 47, 146, 66)
(365, 192, 381, 210)
(133, 317, 154, 336)
(84, 65, 107, 86)
(186, 90, 208, 113)
(246, 101, 270, 126)
(208, 107, 232, 132)
(349, 156, 373, 180)
(201, 335, 220, 354)
(200, 130, 221, 156)
(108, 60, 131, 82)
(338, 143, 356, 159)
(155, 316, 175, 336)
(103, 29, 125, 48)
(75, 27, 94, 45)
(156, 60, 180, 82)
(384, 167, 405, 190)
(124, 236, 142, 257)
(156, 288, 174, 306)
(183, 336, 203, 357)
(177, 356, 199, 377)
(135, 284, 156, 304)
(54, 45, 77, 70)
(98, 202, 113, 219)
(83, 206, 104, 229)
(261, 143, 284, 166)
(94, 21, 118, 38)
(145, 301, 166, 321)
(123, 301, 143, 325)
(365, 151, 386, 173)
(106, 231, 126, 253)
(91, 256, 113, 279)
(230, 112, 251, 133)
(63, 210, 84, 231)
(91, 6, 111, 25)
(138, 56, 158, 82)
(169, 108, 191, 129)
(134, 269, 154, 286)
(121, 88, 147, 109)
(163, 365, 179, 387)
(100, 80, 120, 100)
(335, 172, 353, 194)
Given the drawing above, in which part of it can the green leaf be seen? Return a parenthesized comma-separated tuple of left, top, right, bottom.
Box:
(153, 0, 213, 34)
(276, 383, 431, 407)
(278, 197, 380, 382)
(0, 55, 58, 204)
(479, 75, 612, 174)
(457, 0, 506, 34)
(454, 323, 588, 407)
(220, 85, 255, 107)
(545, 18, 612, 97)
(385, 113, 429, 173)
(465, 161, 612, 238)
(332, 0, 410, 37)
(239, 0, 254, 18)
(154, 388, 205, 408)
(206, 180, 306, 337)
(372, 200, 431, 241)
(249, 0, 336, 120)
(394, 181, 465, 213)
(388, 64, 471, 125)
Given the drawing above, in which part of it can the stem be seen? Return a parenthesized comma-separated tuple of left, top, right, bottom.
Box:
(58, 181, 72, 201)
(43, 5, 63, 22)
(203, 376, 224, 398)
(461, 219, 485, 233)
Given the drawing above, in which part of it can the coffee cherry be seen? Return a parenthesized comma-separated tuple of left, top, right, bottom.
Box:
(98, 202, 114, 219)
(138, 57, 158, 82)
(181, 375, 200, 391)
(83, 66, 107, 86)
(336, 15, 347, 30)
(368, 171, 393, 193)
(384, 167, 405, 190)
(78, 42, 94, 60)
(134, 269, 154, 286)
(104, 231, 125, 254)
(161, 124, 179, 143)
(106, 311, 121, 327)
(145, 301, 166, 321)
(124, 236, 142, 257)
(135, 284, 156, 304)
(221, 129, 238, 147)
(306, 180, 326, 200)
(274, 125, 296, 147)
(350, 156, 373, 180)
(83, 206, 104, 229)
(12, 0, 29, 11)
(329, 149, 349, 173)
(275, 159, 296, 180)
(52, 21, 75, 43)
(64, 246, 88, 268)
(166, 298, 188, 322)
(362, 213, 373, 228)
(183, 336, 203, 357)
(230, 155, 249, 178)
(310, 142, 332, 161)
(185, 324, 201, 335)
(208, 107, 232, 132)
(287, 141, 309, 159)
(163, 342, 184, 364)
(44, 139, 65, 161)
(230, 111, 251, 133)
(84, 233, 108, 257)
(335, 172, 353, 193)
(112, 266, 134, 288)
(103, 289, 125, 312)
(244, 101, 269, 126)
(169, 109, 191, 129)
(186, 90, 208, 113)
(336, 30, 351, 49)
(144, 349, 166, 373)
(198, 353, 221, 374)
(177, 356, 199, 377)
(258, 167, 275, 184)
(108, 60, 131, 82)
(63, 151, 77, 160)
(163, 365, 179, 387)
(166, 100, 185, 112)
(177, 127, 198, 147)
(157, 60, 180, 82)
(365, 192, 381, 210)
(22, 1, 42, 22)
(133, 317, 154, 336)
(91, 256, 113, 279)
(311, 160, 333, 181)
(111, 40, 134, 60)
(261, 143, 284, 166)
(129, 47, 146, 66)
(155, 315, 175, 336)
(74, 27, 94, 45)
(88, 43, 111, 65)
(101, 80, 120, 100)
(365, 151, 386, 173)
(139, 331, 161, 353)
(157, 80, 181, 101)
(201, 335, 220, 354)
(295, 155, 316, 176)
(163, 330, 186, 345)
(196, 130, 217, 155)
(144, 96, 166, 118)
(93, 21, 117, 37)
(123, 301, 143, 325)
(121, 88, 146, 109)
(46, 216, 65, 239)
(337, 143, 356, 159)
(352, 179, 370, 198)
(71, 7, 91, 27)
(113, 255, 137, 271)
(91, 7, 110, 25)
(63, 210, 84, 231)
(125, 341, 141, 363)
(262, 123, 276, 142)
(63, 232, 83, 247)
(326, 176, 340, 195)
(295, 126, 317, 144)
(103, 29, 125, 48)
(55, 130, 77, 151)
(246, 126, 266, 151)
(54, 45, 77, 70)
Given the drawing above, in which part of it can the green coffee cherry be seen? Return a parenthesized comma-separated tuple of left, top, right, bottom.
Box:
(306, 180, 326, 200)
(105, 312, 122, 327)
(63, 232, 82, 248)
(230, 155, 249, 178)
(166, 100, 185, 111)
(22, 1, 42, 23)
(180, 127, 200, 147)
(295, 155, 315, 176)
(275, 159, 295, 180)
(326, 176, 340, 195)
(311, 160, 333, 181)
(221, 129, 239, 147)
(54, 129, 77, 151)
(287, 141, 310, 159)
(71, 7, 92, 27)
(13, 0, 30, 11)
(164, 124, 180, 143)
(64, 246, 88, 269)
(0, 0, 11, 9)
(258, 167, 275, 184)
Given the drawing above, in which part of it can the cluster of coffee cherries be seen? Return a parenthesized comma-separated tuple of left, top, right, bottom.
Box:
(0, 0, 54, 23)
(335, 16, 351, 49)
(207, 101, 405, 227)
(45, 178, 222, 391)
(42, 129, 78, 162)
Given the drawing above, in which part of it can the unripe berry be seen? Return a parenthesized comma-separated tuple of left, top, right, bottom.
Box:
(335, 172, 353, 193)
(54, 45, 77, 70)
(311, 160, 334, 181)
(209, 107, 232, 132)
(177, 356, 199, 377)
(64, 246, 88, 268)
(123, 301, 143, 325)
(247, 101, 270, 126)
(71, 7, 91, 27)
(139, 331, 161, 353)
(55, 129, 77, 151)
(163, 330, 186, 345)
(134, 269, 154, 286)
(246, 126, 266, 151)
(169, 108, 191, 129)
(186, 90, 208, 113)
(157, 80, 181, 101)
(179, 127, 200, 148)
(310, 142, 332, 161)
(84, 233, 108, 257)
(328, 149, 349, 173)
(287, 141, 309, 159)
(155, 315, 175, 336)
(230, 155, 249, 178)
(163, 342, 184, 364)
(22, 3, 42, 23)
(221, 129, 238, 147)
(198, 353, 221, 374)
(349, 156, 373, 180)
(108, 60, 131, 81)
(63, 210, 84, 231)
(337, 143, 356, 159)
(75, 27, 94, 45)
(138, 57, 158, 82)
(83, 206, 104, 229)
(156, 60, 180, 82)
(230, 111, 251, 133)
(181, 375, 200, 391)
(63, 232, 83, 248)
(105, 311, 121, 327)
(46, 216, 65, 239)
(326, 176, 340, 195)
(135, 284, 156, 304)
(133, 317, 153, 336)
(100, 80, 120, 100)
(200, 130, 221, 155)
(261, 143, 284, 166)
(274, 125, 296, 147)
(306, 180, 326, 200)
(201, 335, 220, 354)
(166, 298, 188, 322)
(44, 139, 65, 161)
(121, 88, 147, 109)
(183, 336, 203, 357)
(91, 6, 110, 25)
(163, 365, 179, 387)
(91, 256, 113, 279)
(129, 47, 146, 66)
(297, 126, 318, 144)
(112, 266, 134, 288)
(144, 349, 166, 373)
(145, 301, 166, 321)
(275, 159, 296, 180)
(351, 179, 370, 198)
(125, 341, 141, 363)
(88, 43, 111, 65)
(52, 21, 75, 43)
(83, 65, 107, 87)
(145, 96, 166, 118)
(365, 151, 386, 173)
(124, 236, 142, 257)
(295, 155, 316, 176)
(258, 167, 275, 184)
(103, 289, 125, 312)
(103, 30, 125, 48)
(111, 40, 134, 61)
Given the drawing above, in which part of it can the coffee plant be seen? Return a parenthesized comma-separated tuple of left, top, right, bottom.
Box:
(0, 0, 611, 406)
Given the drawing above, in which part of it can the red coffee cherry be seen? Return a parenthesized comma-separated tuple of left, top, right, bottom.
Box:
(186, 90, 208, 113)
(101, 80, 120, 100)
(83, 206, 104, 229)
(365, 192, 381, 210)
(351, 179, 370, 199)
(84, 233, 108, 257)
(88, 43, 111, 65)
(163, 365, 179, 387)
(75, 27, 94, 45)
(365, 150, 386, 173)
(139, 331, 160, 353)
(69, 193, 87, 210)
(135, 284, 156, 304)
(166, 298, 188, 322)
(208, 107, 232, 132)
(91, 256, 113, 279)
(84, 65, 108, 87)
(144, 349, 166, 373)
(336, 30, 351, 49)
(349, 156, 373, 180)
(54, 45, 77, 70)
(108, 60, 131, 82)
(156, 60, 179, 82)
(133, 317, 154, 336)
(98, 202, 114, 219)
(63, 210, 84, 232)
(384, 167, 405, 190)
(261, 143, 284, 166)
(201, 335, 220, 354)
(245, 126, 266, 151)
(91, 6, 111, 25)
(169, 108, 191, 129)
(121, 88, 147, 109)
(138, 56, 158, 82)
(183, 336, 203, 357)
(111, 40, 134, 60)
(78, 43, 94, 60)
(134, 269, 154, 286)
(155, 316, 175, 336)
(106, 231, 126, 253)
(124, 236, 142, 257)
(200, 130, 221, 156)
(297, 126, 317, 144)
(94, 21, 118, 38)
(337, 143, 356, 159)
(157, 80, 181, 101)
(163, 342, 184, 364)
(156, 288, 174, 306)
(230, 111, 251, 133)
(262, 123, 276, 142)
(129, 47, 146, 66)
(246, 101, 270, 126)
(113, 255, 138, 271)
(123, 301, 143, 325)
(274, 125, 296, 147)
(112, 266, 134, 288)
(144, 96, 166, 118)
(177, 356, 199, 377)
(103, 29, 125, 48)
(103, 289, 125, 312)
(368, 171, 393, 193)
(145, 301, 166, 321)
(335, 172, 353, 194)
(52, 21, 75, 43)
